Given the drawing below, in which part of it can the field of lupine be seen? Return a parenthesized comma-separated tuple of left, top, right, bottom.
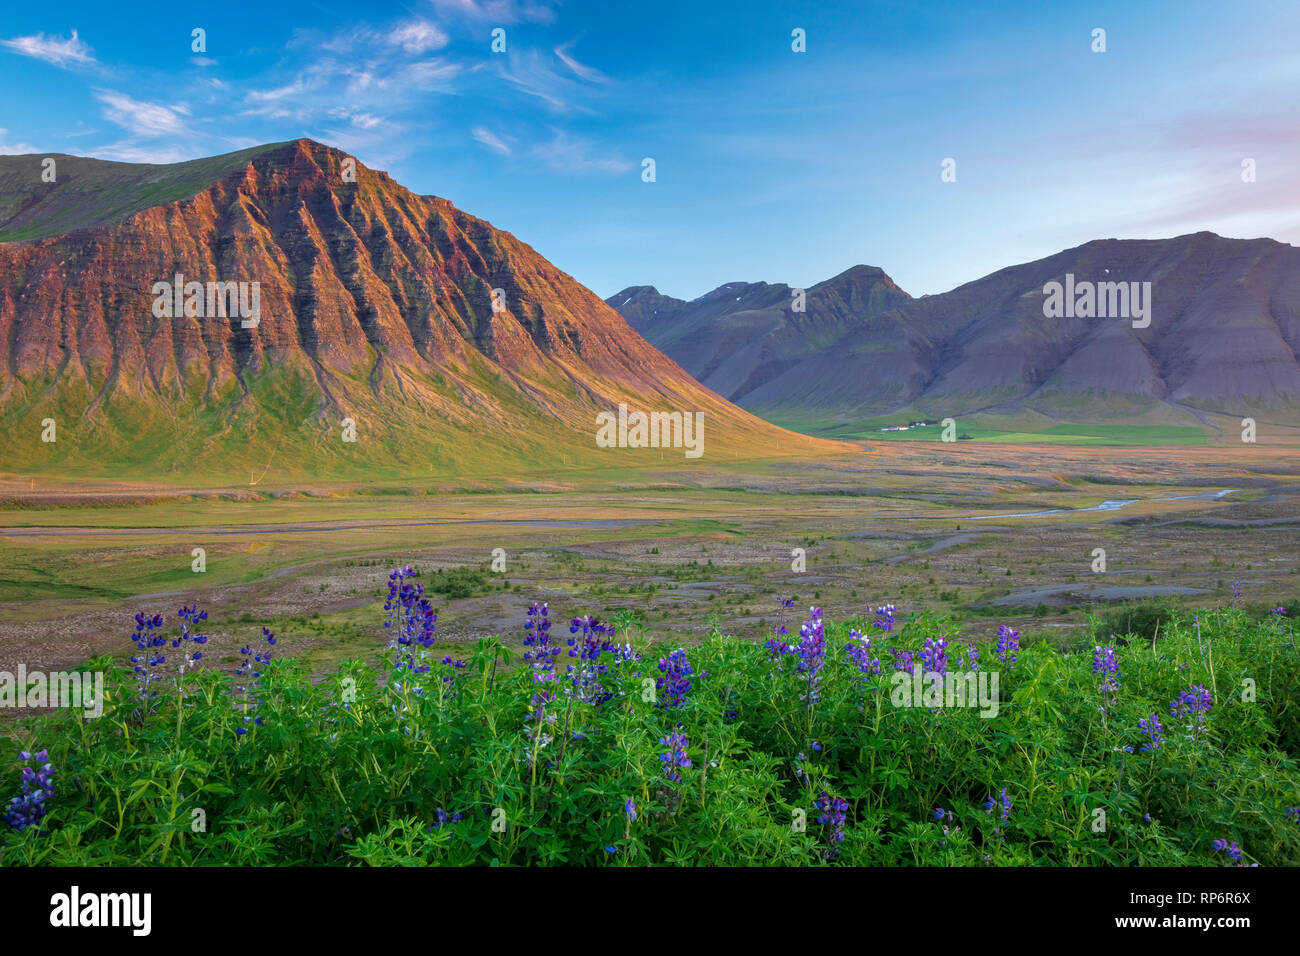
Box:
(2, 567, 1298, 866)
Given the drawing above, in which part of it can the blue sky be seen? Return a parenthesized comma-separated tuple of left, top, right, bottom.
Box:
(2, 0, 1298, 300)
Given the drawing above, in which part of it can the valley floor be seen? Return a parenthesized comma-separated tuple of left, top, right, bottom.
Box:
(1, 440, 1297, 680)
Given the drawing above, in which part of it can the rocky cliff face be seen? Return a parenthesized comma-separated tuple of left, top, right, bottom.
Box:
(0, 140, 831, 478)
(609, 235, 1300, 425)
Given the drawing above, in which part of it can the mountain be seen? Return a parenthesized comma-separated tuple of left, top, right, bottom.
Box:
(609, 266, 912, 411)
(609, 234, 1300, 431)
(0, 140, 838, 480)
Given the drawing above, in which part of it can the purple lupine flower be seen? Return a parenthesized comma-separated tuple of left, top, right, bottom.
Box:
(996, 624, 1020, 666)
(1271, 606, 1288, 616)
(567, 615, 618, 705)
(1284, 806, 1299, 825)
(384, 567, 437, 674)
(173, 604, 209, 671)
(933, 807, 957, 846)
(432, 808, 463, 829)
(846, 629, 882, 678)
(128, 612, 167, 705)
(522, 602, 561, 707)
(1211, 839, 1243, 862)
(4, 749, 54, 833)
(1138, 713, 1164, 752)
(1092, 644, 1120, 676)
(440, 656, 467, 698)
(814, 790, 849, 860)
(625, 797, 637, 822)
(234, 627, 277, 735)
(794, 607, 827, 704)
(871, 604, 897, 632)
(984, 787, 1012, 842)
(658, 731, 691, 783)
(1093, 643, 1121, 710)
(962, 643, 980, 669)
(891, 648, 916, 673)
(656, 648, 694, 709)
(1172, 685, 1213, 739)
(1172, 685, 1213, 717)
(920, 633, 949, 678)
(766, 597, 796, 659)
(1230, 581, 1243, 600)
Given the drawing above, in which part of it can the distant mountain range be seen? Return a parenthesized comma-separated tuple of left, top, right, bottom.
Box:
(0, 140, 834, 479)
(609, 233, 1300, 432)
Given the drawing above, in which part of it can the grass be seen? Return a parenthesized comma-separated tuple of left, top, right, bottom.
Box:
(811, 422, 1209, 445)
(2, 592, 1297, 866)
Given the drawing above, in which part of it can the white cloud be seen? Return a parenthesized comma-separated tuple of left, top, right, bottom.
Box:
(95, 90, 191, 137)
(389, 21, 449, 54)
(553, 42, 607, 83)
(1, 29, 95, 68)
(530, 130, 631, 174)
(428, 0, 557, 25)
(82, 141, 205, 164)
(472, 126, 511, 154)
(0, 128, 39, 154)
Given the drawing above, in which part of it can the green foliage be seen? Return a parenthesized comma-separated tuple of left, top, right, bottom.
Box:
(2, 609, 1297, 866)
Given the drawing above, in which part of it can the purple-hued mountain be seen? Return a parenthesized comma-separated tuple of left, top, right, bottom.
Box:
(608, 233, 1300, 425)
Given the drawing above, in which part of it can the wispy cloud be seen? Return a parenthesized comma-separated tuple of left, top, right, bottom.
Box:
(428, 0, 557, 25)
(472, 126, 512, 154)
(553, 41, 607, 83)
(498, 48, 602, 113)
(530, 130, 631, 174)
(0, 128, 39, 154)
(1, 29, 95, 69)
(390, 20, 450, 54)
(95, 90, 191, 137)
(94, 90, 191, 137)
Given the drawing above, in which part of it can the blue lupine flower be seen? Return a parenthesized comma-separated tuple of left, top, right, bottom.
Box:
(656, 649, 694, 709)
(1172, 685, 1213, 739)
(384, 567, 437, 674)
(432, 808, 463, 829)
(1211, 839, 1243, 862)
(794, 607, 827, 704)
(234, 626, 277, 735)
(625, 797, 637, 822)
(1093, 643, 1121, 709)
(1138, 713, 1164, 751)
(174, 604, 209, 671)
(523, 602, 561, 707)
(846, 629, 881, 678)
(996, 625, 1020, 666)
(658, 731, 691, 783)
(871, 604, 897, 632)
(920, 633, 948, 679)
(567, 615, 621, 705)
(4, 749, 54, 833)
(814, 790, 849, 859)
(984, 787, 1012, 842)
(1092, 644, 1120, 676)
(766, 597, 797, 659)
(128, 612, 167, 705)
